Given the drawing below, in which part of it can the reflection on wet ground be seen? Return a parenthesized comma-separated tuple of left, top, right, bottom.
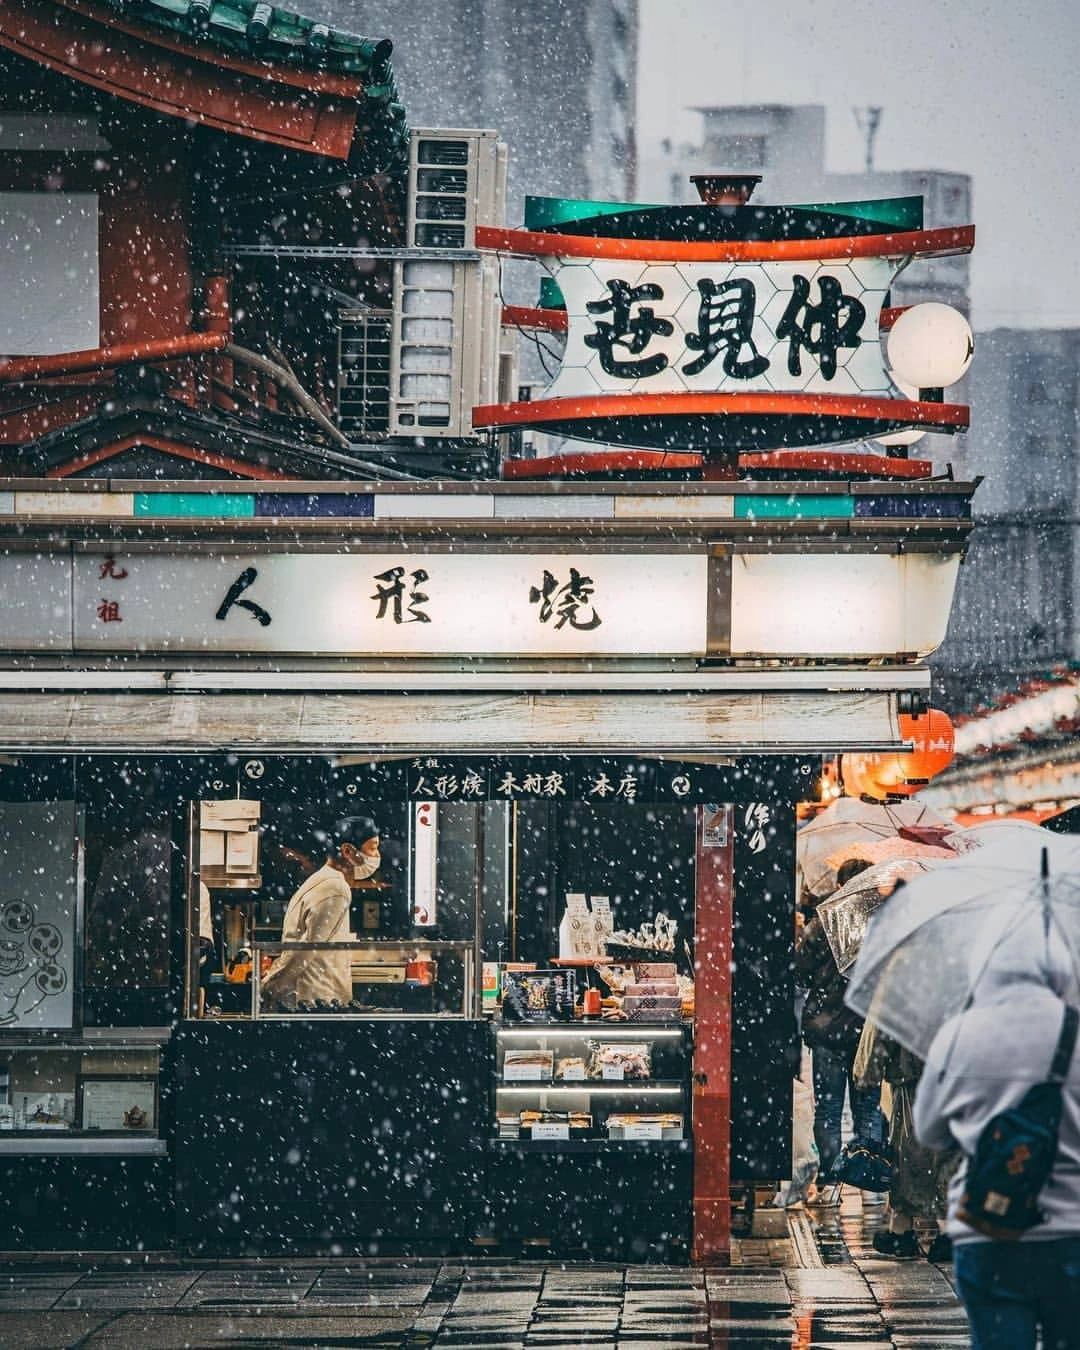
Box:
(0, 1190, 969, 1347)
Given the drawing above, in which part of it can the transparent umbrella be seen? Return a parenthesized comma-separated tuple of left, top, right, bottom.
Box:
(817, 854, 950, 972)
(944, 818, 1046, 854)
(846, 833, 1080, 1058)
(796, 796, 949, 900)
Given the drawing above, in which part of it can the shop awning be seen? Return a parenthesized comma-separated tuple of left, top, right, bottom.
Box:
(0, 682, 915, 754)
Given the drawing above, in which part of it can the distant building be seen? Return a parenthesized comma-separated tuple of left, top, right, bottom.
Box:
(934, 327, 1080, 710)
(327, 0, 639, 215)
(641, 104, 970, 313)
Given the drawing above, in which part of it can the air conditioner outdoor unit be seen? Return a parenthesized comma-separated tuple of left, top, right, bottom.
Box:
(389, 127, 509, 439)
(336, 307, 392, 438)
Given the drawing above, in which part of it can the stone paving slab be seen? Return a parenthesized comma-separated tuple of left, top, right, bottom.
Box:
(54, 1272, 202, 1310)
(0, 1194, 977, 1347)
(0, 1271, 83, 1309)
(83, 1310, 415, 1346)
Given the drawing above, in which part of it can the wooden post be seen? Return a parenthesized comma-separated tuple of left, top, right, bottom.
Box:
(692, 803, 734, 1264)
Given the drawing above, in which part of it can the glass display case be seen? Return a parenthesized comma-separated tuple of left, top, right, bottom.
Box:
(249, 940, 476, 1019)
(491, 1021, 692, 1150)
(0, 1030, 166, 1154)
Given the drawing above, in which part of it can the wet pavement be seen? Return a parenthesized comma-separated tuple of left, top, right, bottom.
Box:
(0, 1191, 968, 1347)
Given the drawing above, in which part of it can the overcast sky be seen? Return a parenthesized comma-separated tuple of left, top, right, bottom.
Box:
(637, 0, 1080, 330)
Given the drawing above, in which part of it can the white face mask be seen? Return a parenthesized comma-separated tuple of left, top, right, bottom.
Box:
(352, 849, 381, 882)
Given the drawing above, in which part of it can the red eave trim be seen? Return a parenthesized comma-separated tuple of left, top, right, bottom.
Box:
(740, 449, 933, 478)
(0, 333, 227, 385)
(501, 304, 568, 333)
(46, 434, 295, 481)
(502, 449, 935, 480)
(0, 0, 359, 159)
(477, 224, 975, 264)
(474, 392, 970, 431)
(504, 451, 702, 478)
(57, 0, 364, 97)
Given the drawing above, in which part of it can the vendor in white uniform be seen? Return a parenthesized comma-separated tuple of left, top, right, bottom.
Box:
(261, 817, 381, 1010)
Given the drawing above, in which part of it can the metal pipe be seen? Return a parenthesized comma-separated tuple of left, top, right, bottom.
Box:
(225, 342, 352, 451)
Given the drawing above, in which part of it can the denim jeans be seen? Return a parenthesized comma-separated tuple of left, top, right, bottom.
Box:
(811, 1042, 885, 1176)
(955, 1238, 1080, 1349)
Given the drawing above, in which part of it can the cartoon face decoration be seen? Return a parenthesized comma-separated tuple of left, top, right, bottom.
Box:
(0, 941, 26, 976)
(28, 924, 62, 961)
(123, 1104, 148, 1130)
(1, 900, 34, 934)
(35, 962, 66, 995)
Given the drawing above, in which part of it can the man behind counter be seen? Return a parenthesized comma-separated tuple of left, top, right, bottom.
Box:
(261, 816, 381, 1011)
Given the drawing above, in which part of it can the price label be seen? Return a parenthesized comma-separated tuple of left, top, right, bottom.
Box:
(601, 1064, 625, 1081)
(531, 1122, 570, 1141)
(504, 1064, 546, 1082)
(623, 1122, 663, 1140)
(559, 1065, 586, 1082)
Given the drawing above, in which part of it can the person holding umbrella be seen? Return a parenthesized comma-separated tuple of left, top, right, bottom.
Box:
(846, 834, 1080, 1348)
(796, 857, 886, 1184)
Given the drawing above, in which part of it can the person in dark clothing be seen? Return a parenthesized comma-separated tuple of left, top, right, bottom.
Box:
(796, 857, 886, 1178)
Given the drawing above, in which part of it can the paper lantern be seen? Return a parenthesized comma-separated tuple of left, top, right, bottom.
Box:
(874, 378, 927, 448)
(887, 304, 974, 389)
(842, 709, 955, 800)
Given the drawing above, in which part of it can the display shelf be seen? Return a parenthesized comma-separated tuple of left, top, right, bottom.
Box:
(489, 1018, 692, 1155)
(490, 1138, 691, 1153)
(496, 1023, 686, 1036)
(495, 1081, 685, 1092)
(0, 1137, 167, 1156)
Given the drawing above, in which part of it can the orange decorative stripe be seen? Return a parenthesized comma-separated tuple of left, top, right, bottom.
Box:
(45, 435, 294, 481)
(500, 304, 569, 333)
(879, 306, 909, 331)
(476, 224, 974, 264)
(501, 448, 935, 480)
(474, 392, 970, 430)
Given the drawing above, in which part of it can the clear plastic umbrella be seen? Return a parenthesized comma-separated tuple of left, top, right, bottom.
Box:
(817, 854, 950, 972)
(944, 818, 1046, 854)
(846, 832, 1080, 1058)
(796, 796, 949, 900)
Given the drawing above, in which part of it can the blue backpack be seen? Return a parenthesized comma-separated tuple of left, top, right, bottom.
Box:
(957, 1004, 1078, 1240)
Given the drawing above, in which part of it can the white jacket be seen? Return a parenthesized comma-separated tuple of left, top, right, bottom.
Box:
(914, 922, 1080, 1243)
(261, 864, 352, 1007)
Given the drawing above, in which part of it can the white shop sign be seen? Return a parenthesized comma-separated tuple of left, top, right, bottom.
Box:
(548, 256, 895, 401)
(71, 553, 708, 656)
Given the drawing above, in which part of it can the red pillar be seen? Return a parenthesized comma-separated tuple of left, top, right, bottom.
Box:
(692, 804, 734, 1264)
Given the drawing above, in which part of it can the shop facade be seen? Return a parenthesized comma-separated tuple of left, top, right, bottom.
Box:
(0, 478, 972, 1260)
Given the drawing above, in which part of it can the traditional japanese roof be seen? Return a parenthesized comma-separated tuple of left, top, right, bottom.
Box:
(99, 0, 393, 77)
(0, 0, 409, 167)
(4, 399, 417, 482)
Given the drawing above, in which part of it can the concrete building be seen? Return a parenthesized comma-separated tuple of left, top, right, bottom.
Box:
(314, 0, 639, 217)
(640, 104, 970, 313)
(934, 327, 1080, 710)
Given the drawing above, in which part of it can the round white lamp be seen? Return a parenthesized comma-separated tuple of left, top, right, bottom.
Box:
(875, 377, 926, 448)
(886, 303, 974, 389)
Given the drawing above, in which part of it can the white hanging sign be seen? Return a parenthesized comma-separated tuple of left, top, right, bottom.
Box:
(547, 256, 897, 401)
